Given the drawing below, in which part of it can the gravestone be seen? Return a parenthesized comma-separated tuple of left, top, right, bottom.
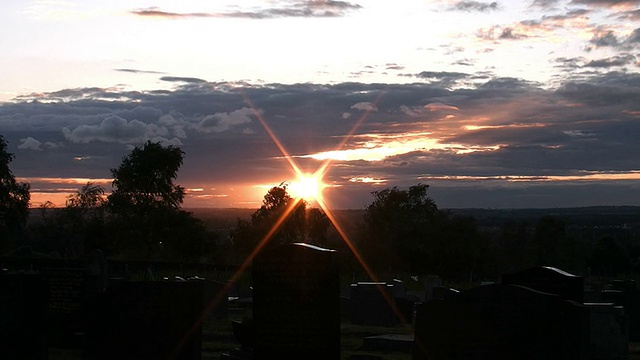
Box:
(350, 282, 398, 327)
(0, 273, 49, 360)
(413, 284, 589, 360)
(422, 275, 442, 302)
(501, 266, 584, 303)
(432, 286, 459, 301)
(602, 279, 640, 342)
(188, 277, 228, 321)
(83, 279, 204, 360)
(252, 243, 339, 360)
(42, 267, 87, 348)
(585, 303, 628, 359)
(86, 249, 108, 293)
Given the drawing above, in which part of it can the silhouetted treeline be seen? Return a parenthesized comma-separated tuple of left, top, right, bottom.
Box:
(3, 134, 640, 281)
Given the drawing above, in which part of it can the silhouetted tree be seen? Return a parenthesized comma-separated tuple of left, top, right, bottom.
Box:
(25, 182, 108, 257)
(439, 215, 490, 280)
(588, 236, 630, 276)
(306, 208, 330, 246)
(0, 135, 30, 253)
(64, 182, 107, 255)
(231, 183, 330, 262)
(533, 215, 582, 272)
(361, 183, 443, 273)
(106, 141, 204, 260)
(108, 141, 185, 213)
(496, 219, 533, 273)
(67, 182, 106, 211)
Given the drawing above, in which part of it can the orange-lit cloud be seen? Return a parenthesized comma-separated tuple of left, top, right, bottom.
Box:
(348, 177, 387, 184)
(302, 130, 501, 162)
(419, 171, 640, 183)
(424, 102, 460, 111)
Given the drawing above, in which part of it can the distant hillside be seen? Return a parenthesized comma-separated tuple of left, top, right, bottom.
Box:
(29, 205, 640, 232)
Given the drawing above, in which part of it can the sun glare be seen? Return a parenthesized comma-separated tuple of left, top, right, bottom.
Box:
(288, 174, 324, 202)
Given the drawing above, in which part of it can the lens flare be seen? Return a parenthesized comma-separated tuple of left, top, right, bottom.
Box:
(288, 174, 325, 203)
(180, 91, 415, 355)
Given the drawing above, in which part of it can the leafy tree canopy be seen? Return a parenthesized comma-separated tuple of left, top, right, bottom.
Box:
(105, 141, 206, 260)
(361, 183, 488, 277)
(107, 141, 185, 215)
(231, 183, 330, 261)
(0, 135, 30, 236)
(67, 182, 106, 212)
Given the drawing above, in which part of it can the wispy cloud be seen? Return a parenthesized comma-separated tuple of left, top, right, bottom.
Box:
(115, 68, 165, 75)
(131, 1, 362, 20)
(448, 1, 500, 12)
(160, 76, 207, 84)
(570, 0, 640, 9)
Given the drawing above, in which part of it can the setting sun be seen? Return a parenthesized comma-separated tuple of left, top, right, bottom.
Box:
(288, 174, 325, 203)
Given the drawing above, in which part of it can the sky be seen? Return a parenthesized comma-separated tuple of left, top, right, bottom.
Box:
(1, 0, 640, 210)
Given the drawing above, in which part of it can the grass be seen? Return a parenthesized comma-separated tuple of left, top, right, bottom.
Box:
(47, 295, 640, 360)
(49, 309, 415, 360)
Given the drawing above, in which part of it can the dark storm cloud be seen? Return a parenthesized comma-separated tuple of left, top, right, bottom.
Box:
(3, 70, 640, 208)
(131, 1, 362, 20)
(448, 1, 500, 12)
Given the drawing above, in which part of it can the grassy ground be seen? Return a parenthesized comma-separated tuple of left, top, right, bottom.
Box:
(49, 309, 640, 360)
(199, 306, 414, 360)
(48, 310, 415, 360)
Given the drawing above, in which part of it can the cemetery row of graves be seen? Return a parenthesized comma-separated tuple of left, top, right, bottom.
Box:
(2, 243, 640, 360)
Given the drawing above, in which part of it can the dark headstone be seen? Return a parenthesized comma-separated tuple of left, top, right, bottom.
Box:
(422, 275, 442, 302)
(501, 266, 584, 303)
(0, 274, 49, 360)
(252, 243, 339, 360)
(585, 303, 628, 359)
(602, 284, 640, 341)
(350, 282, 397, 327)
(432, 286, 459, 301)
(42, 267, 87, 348)
(413, 284, 589, 360)
(86, 249, 108, 293)
(83, 280, 204, 360)
(221, 320, 255, 360)
(194, 278, 228, 320)
(363, 334, 414, 352)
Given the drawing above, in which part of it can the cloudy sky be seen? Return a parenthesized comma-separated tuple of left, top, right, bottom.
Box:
(1, 0, 640, 210)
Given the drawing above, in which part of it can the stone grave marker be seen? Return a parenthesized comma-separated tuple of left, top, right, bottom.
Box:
(602, 279, 640, 342)
(195, 278, 228, 320)
(350, 282, 398, 327)
(413, 284, 589, 360)
(585, 302, 628, 359)
(422, 275, 442, 302)
(432, 286, 459, 301)
(86, 249, 108, 293)
(0, 273, 49, 360)
(42, 267, 87, 348)
(252, 242, 339, 360)
(501, 266, 584, 303)
(83, 279, 205, 360)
